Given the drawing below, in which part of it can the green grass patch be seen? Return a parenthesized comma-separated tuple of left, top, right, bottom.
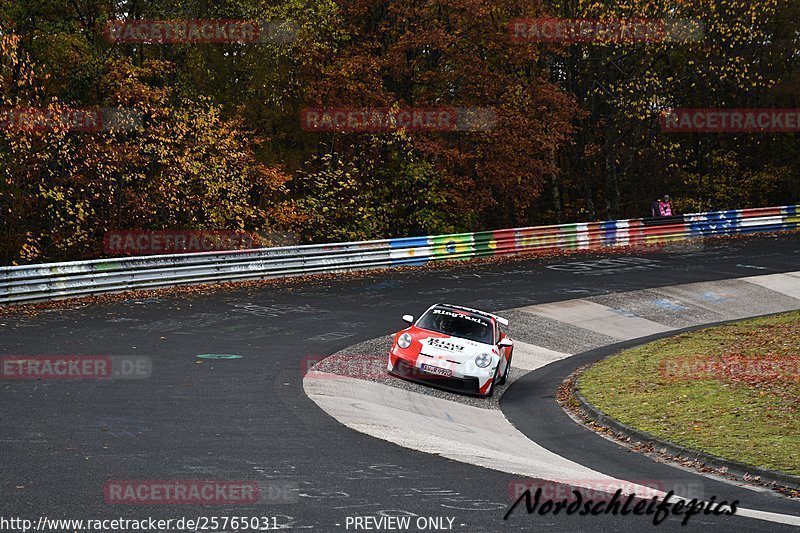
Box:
(578, 311, 800, 475)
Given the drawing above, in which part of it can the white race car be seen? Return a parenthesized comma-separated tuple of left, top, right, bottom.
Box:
(387, 303, 513, 396)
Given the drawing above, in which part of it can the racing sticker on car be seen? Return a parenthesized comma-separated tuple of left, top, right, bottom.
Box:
(431, 308, 487, 325)
(424, 338, 465, 352)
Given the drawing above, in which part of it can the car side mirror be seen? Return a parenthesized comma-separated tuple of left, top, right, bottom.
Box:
(498, 337, 513, 348)
(402, 314, 414, 325)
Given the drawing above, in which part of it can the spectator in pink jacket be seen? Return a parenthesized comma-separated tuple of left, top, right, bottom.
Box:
(660, 195, 673, 216)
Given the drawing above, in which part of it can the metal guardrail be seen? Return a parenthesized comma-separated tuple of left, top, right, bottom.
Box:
(1, 205, 797, 305)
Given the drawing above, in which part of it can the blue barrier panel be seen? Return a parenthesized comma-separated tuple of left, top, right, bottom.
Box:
(688, 210, 741, 236)
(600, 221, 619, 246)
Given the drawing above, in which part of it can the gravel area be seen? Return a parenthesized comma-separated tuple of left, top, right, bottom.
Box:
(502, 309, 616, 353)
(308, 334, 527, 410)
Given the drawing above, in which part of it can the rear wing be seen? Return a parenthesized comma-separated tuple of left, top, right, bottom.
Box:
(441, 304, 509, 326)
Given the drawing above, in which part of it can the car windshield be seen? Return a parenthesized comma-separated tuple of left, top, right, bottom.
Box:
(416, 308, 493, 344)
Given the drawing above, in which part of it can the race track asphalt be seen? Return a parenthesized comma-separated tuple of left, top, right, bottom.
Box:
(1, 233, 799, 532)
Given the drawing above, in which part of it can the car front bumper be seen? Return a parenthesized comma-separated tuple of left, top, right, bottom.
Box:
(387, 354, 495, 396)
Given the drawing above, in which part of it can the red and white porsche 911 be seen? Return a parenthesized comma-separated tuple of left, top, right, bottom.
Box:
(387, 303, 513, 397)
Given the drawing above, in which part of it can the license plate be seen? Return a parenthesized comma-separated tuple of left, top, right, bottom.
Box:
(420, 363, 452, 377)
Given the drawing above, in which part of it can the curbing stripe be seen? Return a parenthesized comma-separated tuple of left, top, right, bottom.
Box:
(507, 340, 570, 371)
(743, 273, 800, 300)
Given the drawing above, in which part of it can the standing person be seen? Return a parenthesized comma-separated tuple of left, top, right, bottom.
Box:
(660, 194, 673, 216)
(651, 196, 664, 217)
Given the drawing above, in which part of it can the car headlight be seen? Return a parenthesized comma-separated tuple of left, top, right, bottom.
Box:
(475, 353, 492, 368)
(397, 333, 412, 349)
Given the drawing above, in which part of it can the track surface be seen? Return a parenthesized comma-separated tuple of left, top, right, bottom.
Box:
(1, 234, 799, 531)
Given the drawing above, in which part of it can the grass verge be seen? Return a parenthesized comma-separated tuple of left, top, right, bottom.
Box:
(578, 311, 800, 475)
